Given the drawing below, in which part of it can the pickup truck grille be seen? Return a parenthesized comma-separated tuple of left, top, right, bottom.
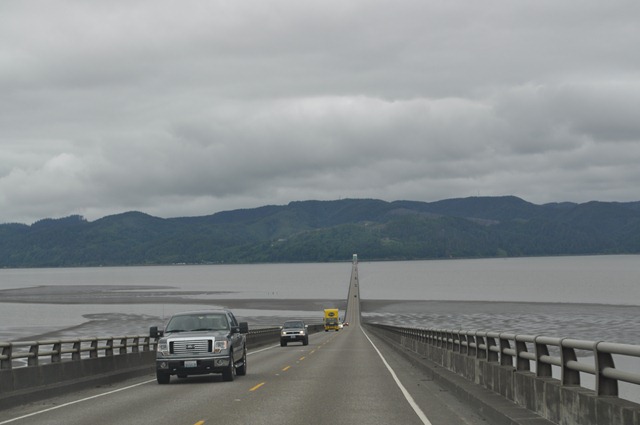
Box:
(170, 339, 213, 355)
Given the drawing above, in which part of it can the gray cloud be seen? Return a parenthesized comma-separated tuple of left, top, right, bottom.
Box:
(2, 0, 640, 224)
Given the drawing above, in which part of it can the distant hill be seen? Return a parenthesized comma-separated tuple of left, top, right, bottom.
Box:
(2, 196, 640, 267)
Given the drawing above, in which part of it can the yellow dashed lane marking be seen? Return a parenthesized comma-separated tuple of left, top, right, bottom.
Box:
(250, 382, 265, 391)
(194, 421, 205, 425)
(298, 356, 305, 361)
(282, 365, 291, 371)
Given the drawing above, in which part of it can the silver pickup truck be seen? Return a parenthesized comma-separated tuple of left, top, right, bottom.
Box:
(150, 309, 249, 384)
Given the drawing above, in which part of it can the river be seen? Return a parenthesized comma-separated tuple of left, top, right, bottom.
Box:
(1, 254, 639, 402)
(0, 255, 639, 342)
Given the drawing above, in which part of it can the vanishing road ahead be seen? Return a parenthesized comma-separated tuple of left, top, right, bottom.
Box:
(1, 264, 487, 425)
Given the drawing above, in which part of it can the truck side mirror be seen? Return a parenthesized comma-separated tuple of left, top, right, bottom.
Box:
(239, 322, 249, 334)
(150, 326, 163, 338)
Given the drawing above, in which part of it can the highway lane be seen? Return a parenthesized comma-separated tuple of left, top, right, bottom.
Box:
(0, 263, 487, 424)
(215, 324, 429, 424)
(1, 328, 486, 425)
(0, 337, 324, 425)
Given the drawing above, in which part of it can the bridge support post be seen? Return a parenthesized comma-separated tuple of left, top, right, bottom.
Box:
(560, 339, 580, 386)
(499, 334, 513, 367)
(486, 335, 499, 363)
(90, 339, 98, 358)
(475, 334, 486, 360)
(466, 332, 476, 357)
(1, 344, 12, 370)
(515, 336, 530, 372)
(51, 342, 61, 363)
(72, 340, 81, 361)
(534, 336, 552, 378)
(28, 343, 39, 366)
(595, 341, 618, 396)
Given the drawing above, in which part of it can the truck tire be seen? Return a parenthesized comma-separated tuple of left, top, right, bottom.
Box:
(280, 340, 287, 347)
(157, 371, 170, 385)
(222, 356, 235, 382)
(236, 347, 247, 376)
(303, 337, 309, 346)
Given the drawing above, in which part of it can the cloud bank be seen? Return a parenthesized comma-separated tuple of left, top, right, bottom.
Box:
(2, 0, 640, 224)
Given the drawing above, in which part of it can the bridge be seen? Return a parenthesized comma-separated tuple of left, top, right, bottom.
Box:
(1, 262, 639, 425)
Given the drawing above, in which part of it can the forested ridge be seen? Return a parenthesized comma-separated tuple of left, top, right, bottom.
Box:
(2, 196, 640, 267)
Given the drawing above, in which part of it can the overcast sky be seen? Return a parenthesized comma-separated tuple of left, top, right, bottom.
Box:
(2, 1, 640, 225)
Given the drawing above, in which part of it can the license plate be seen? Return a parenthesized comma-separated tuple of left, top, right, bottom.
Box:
(184, 360, 197, 368)
(290, 335, 296, 339)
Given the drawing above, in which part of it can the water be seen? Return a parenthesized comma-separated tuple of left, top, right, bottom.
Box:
(1, 255, 639, 402)
(0, 262, 355, 340)
(358, 255, 639, 304)
(0, 262, 353, 299)
(1, 256, 639, 341)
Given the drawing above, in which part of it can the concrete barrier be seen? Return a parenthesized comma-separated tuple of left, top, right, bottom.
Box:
(0, 324, 325, 410)
(0, 351, 156, 410)
(366, 324, 640, 425)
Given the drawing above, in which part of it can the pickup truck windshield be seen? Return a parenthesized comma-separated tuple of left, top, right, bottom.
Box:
(166, 314, 229, 332)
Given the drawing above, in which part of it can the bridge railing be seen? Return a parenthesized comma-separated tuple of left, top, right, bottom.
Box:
(0, 324, 325, 370)
(372, 325, 640, 398)
(0, 336, 155, 370)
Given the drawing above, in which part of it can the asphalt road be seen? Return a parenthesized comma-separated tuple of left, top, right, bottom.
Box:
(0, 263, 488, 425)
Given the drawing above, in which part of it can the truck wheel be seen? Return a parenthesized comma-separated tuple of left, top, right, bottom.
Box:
(222, 356, 235, 382)
(156, 371, 170, 385)
(236, 347, 247, 376)
(303, 337, 309, 346)
(281, 340, 287, 347)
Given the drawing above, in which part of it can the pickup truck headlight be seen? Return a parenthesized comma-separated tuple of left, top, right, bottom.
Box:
(281, 330, 305, 336)
(213, 340, 228, 353)
(157, 339, 169, 356)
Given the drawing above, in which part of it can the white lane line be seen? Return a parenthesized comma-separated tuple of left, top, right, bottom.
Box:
(0, 345, 280, 424)
(0, 343, 298, 424)
(0, 379, 155, 424)
(247, 344, 280, 355)
(360, 327, 433, 425)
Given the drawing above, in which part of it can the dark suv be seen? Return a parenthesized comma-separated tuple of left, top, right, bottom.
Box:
(150, 310, 249, 384)
(280, 320, 309, 346)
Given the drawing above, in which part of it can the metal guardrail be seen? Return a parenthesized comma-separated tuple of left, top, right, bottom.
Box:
(371, 324, 640, 398)
(0, 325, 324, 370)
(0, 336, 155, 370)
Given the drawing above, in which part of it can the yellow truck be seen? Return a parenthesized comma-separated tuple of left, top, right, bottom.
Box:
(323, 308, 340, 332)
